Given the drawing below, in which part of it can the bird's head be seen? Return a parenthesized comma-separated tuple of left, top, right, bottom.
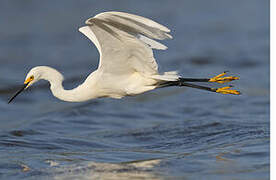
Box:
(24, 67, 43, 88)
(8, 67, 45, 103)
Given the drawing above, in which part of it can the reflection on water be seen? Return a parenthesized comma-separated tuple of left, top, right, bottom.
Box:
(53, 159, 162, 180)
(0, 0, 269, 179)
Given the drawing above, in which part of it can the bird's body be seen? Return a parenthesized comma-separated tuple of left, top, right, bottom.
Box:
(9, 12, 240, 103)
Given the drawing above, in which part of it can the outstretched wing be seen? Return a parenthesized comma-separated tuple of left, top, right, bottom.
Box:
(79, 11, 172, 76)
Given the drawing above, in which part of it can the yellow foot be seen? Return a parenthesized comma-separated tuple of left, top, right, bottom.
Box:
(216, 86, 241, 95)
(209, 72, 239, 83)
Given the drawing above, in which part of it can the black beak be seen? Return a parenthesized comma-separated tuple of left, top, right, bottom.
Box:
(8, 83, 29, 104)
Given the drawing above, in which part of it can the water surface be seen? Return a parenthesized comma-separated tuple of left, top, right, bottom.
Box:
(0, 0, 269, 179)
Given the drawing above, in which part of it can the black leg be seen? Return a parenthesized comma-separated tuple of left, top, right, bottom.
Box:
(158, 72, 240, 95)
(179, 72, 239, 84)
(158, 76, 241, 95)
(178, 82, 217, 92)
(179, 82, 240, 95)
(179, 77, 209, 82)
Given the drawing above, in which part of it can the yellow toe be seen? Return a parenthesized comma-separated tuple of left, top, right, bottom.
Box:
(209, 72, 239, 84)
(216, 86, 241, 95)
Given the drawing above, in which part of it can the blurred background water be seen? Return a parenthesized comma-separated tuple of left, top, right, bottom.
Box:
(0, 0, 269, 179)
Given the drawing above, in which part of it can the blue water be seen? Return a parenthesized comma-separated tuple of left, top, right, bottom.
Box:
(0, 0, 269, 179)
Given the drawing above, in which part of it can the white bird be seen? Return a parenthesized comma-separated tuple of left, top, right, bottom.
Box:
(8, 11, 240, 103)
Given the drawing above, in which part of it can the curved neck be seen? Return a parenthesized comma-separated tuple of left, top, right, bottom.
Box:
(40, 67, 96, 102)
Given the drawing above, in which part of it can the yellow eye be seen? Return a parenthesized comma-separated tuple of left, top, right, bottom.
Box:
(24, 75, 34, 84)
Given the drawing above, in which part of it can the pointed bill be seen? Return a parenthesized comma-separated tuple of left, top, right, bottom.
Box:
(8, 83, 29, 103)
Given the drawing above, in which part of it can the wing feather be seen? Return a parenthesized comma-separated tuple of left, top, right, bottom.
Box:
(79, 11, 172, 75)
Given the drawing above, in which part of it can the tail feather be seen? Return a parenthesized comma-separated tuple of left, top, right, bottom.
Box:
(151, 71, 180, 81)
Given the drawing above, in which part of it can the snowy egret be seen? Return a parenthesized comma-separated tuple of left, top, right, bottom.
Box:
(8, 11, 240, 103)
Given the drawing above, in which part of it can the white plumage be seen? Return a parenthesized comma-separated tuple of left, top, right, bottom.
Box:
(11, 12, 179, 102)
(8, 11, 241, 103)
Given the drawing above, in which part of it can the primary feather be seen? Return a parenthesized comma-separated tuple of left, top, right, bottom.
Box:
(79, 11, 177, 79)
